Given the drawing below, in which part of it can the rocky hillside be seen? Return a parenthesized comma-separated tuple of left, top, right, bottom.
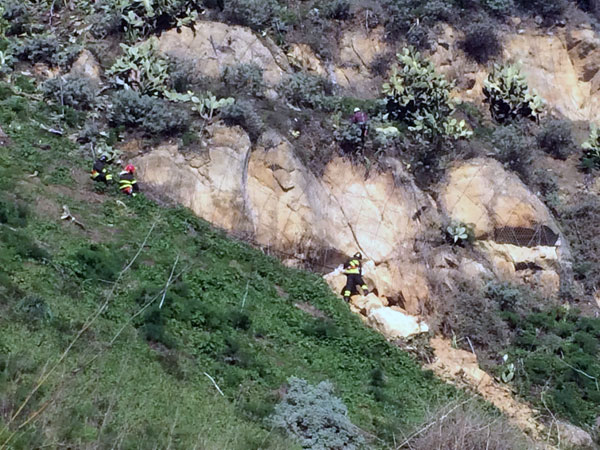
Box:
(2, 0, 600, 448)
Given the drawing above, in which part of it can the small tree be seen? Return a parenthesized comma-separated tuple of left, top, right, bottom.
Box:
(483, 64, 544, 123)
(269, 377, 364, 450)
(382, 47, 472, 140)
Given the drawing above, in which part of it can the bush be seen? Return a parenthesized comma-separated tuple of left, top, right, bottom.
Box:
(408, 401, 527, 450)
(222, 63, 265, 97)
(483, 64, 545, 123)
(481, 0, 515, 15)
(41, 76, 97, 110)
(460, 23, 502, 64)
(1, 0, 31, 36)
(0, 228, 50, 261)
(516, 0, 567, 20)
(110, 90, 190, 135)
(15, 296, 52, 323)
(11, 34, 80, 68)
(491, 124, 533, 180)
(220, 100, 264, 142)
(557, 194, 600, 295)
(581, 124, 600, 170)
(382, 48, 472, 140)
(269, 377, 364, 449)
(0, 198, 27, 227)
(323, 0, 353, 20)
(70, 244, 124, 281)
(277, 72, 335, 110)
(536, 119, 574, 160)
(436, 288, 510, 368)
(223, 0, 280, 31)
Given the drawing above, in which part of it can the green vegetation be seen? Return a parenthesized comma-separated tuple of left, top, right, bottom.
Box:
(383, 48, 472, 140)
(581, 124, 600, 170)
(437, 281, 600, 428)
(0, 83, 462, 449)
(270, 377, 365, 449)
(483, 64, 545, 123)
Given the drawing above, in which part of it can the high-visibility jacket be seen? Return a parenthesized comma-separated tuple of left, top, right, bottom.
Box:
(343, 258, 361, 275)
(119, 171, 137, 192)
(91, 159, 112, 180)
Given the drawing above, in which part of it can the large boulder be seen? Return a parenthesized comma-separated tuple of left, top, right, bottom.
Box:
(132, 125, 252, 232)
(367, 307, 429, 339)
(439, 158, 570, 295)
(157, 21, 289, 86)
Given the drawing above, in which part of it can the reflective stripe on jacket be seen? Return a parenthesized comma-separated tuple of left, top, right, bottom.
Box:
(343, 259, 361, 275)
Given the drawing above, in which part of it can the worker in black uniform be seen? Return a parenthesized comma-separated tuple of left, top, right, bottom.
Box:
(342, 252, 368, 302)
(91, 155, 113, 184)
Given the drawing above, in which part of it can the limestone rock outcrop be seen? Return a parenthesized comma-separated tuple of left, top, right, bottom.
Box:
(157, 21, 289, 86)
(69, 49, 102, 85)
(439, 158, 568, 295)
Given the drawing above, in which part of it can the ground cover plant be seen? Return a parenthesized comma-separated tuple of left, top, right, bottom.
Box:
(0, 82, 464, 449)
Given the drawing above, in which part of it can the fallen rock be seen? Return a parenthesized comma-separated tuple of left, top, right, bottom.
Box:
(350, 293, 385, 315)
(439, 158, 569, 295)
(556, 421, 595, 449)
(367, 307, 429, 339)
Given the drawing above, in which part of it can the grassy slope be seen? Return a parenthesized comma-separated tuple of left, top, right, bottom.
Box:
(0, 83, 458, 448)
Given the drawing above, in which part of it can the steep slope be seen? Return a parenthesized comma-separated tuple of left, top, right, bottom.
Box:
(0, 86, 521, 449)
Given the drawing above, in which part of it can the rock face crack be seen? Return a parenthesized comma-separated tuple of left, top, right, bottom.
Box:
(326, 188, 369, 260)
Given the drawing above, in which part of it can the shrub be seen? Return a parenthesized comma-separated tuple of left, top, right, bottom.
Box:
(491, 124, 533, 180)
(1, 0, 31, 36)
(581, 124, 600, 170)
(277, 72, 335, 110)
(15, 296, 52, 323)
(220, 100, 264, 142)
(110, 90, 190, 135)
(334, 121, 364, 153)
(557, 194, 600, 295)
(269, 377, 364, 449)
(536, 119, 574, 160)
(0, 228, 50, 261)
(222, 63, 265, 97)
(41, 76, 97, 110)
(382, 48, 472, 140)
(223, 0, 280, 31)
(107, 38, 170, 96)
(516, 0, 567, 20)
(323, 0, 353, 20)
(460, 23, 502, 64)
(481, 0, 515, 15)
(0, 198, 27, 227)
(408, 400, 528, 450)
(71, 244, 123, 281)
(483, 64, 545, 123)
(11, 34, 80, 68)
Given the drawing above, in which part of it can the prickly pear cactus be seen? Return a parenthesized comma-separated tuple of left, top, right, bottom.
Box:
(382, 47, 472, 140)
(483, 64, 545, 123)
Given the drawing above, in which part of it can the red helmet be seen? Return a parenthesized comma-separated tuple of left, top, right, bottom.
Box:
(125, 164, 135, 173)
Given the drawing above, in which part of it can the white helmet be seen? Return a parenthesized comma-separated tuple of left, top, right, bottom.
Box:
(354, 107, 361, 112)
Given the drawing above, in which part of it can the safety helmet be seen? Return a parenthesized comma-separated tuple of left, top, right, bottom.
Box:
(99, 154, 108, 162)
(353, 252, 362, 259)
(354, 107, 361, 112)
(125, 164, 135, 173)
